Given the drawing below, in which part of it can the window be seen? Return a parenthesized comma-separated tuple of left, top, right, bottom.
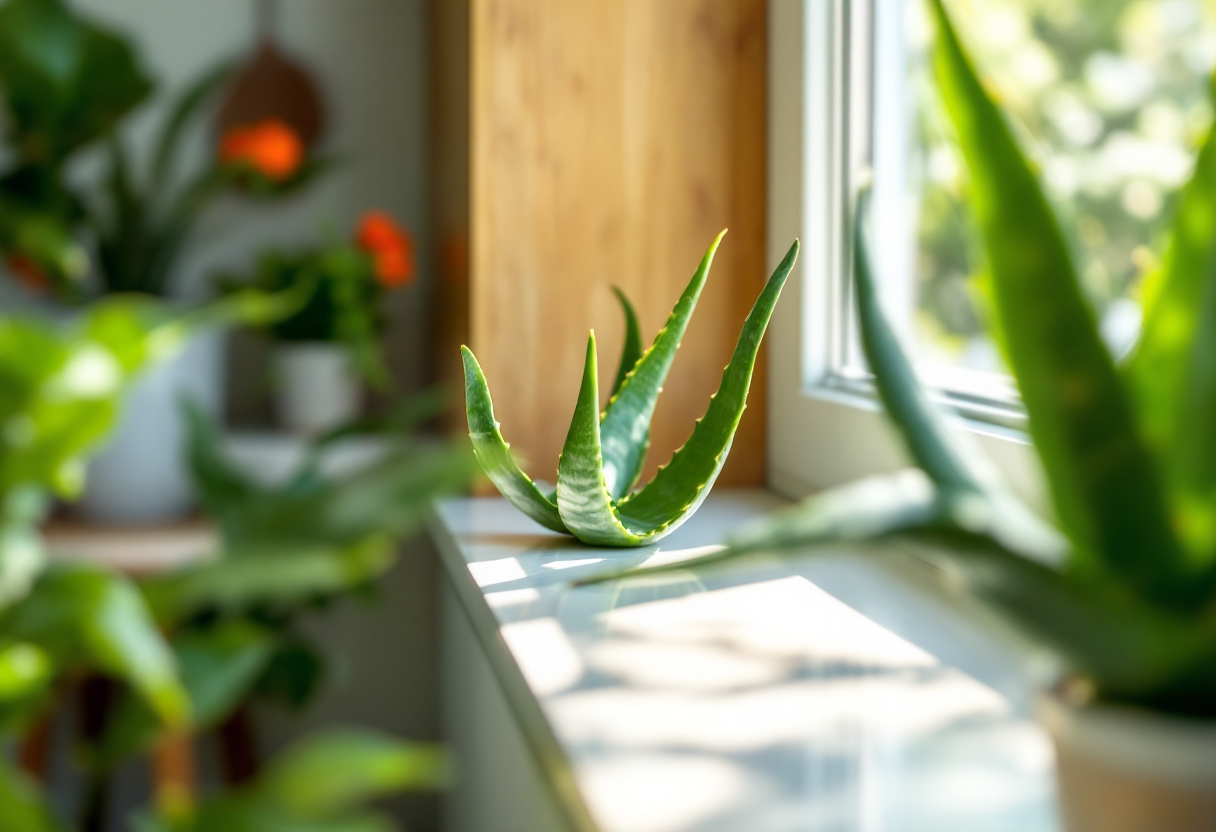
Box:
(767, 0, 1216, 504)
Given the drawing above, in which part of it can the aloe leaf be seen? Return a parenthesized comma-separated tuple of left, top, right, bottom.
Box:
(555, 334, 644, 545)
(599, 232, 725, 500)
(614, 240, 798, 538)
(467, 234, 790, 546)
(855, 191, 1066, 560)
(931, 0, 1186, 603)
(585, 466, 1059, 583)
(461, 346, 567, 533)
(914, 530, 1213, 701)
(583, 478, 1201, 705)
(1125, 78, 1216, 563)
(579, 470, 950, 583)
(610, 287, 644, 400)
(854, 189, 982, 494)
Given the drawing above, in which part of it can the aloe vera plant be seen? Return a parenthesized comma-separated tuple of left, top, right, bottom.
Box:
(601, 0, 1216, 717)
(463, 234, 799, 546)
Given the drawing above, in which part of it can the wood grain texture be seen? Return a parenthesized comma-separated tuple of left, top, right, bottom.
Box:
(470, 0, 768, 488)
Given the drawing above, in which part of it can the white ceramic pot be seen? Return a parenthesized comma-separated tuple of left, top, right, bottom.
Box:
(1039, 693, 1216, 832)
(77, 330, 224, 525)
(272, 342, 361, 435)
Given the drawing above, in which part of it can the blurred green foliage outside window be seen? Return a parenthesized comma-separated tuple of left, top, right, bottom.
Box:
(902, 0, 1216, 377)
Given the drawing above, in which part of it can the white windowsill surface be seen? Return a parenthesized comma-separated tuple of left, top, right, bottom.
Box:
(431, 489, 1059, 832)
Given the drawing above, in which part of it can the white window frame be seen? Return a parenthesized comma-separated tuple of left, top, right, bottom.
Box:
(765, 0, 1045, 507)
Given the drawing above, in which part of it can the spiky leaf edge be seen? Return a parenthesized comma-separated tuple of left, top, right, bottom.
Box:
(461, 346, 567, 533)
(599, 232, 726, 499)
(557, 240, 798, 545)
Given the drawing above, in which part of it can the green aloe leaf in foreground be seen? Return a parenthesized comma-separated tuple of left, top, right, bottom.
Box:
(597, 0, 1216, 716)
(463, 235, 798, 546)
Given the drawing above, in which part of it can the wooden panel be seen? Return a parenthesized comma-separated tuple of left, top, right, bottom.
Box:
(470, 0, 768, 488)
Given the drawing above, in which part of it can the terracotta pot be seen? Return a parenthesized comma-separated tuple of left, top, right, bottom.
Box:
(1039, 693, 1216, 832)
(272, 342, 360, 435)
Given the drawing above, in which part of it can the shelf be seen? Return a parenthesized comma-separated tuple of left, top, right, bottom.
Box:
(431, 489, 1059, 832)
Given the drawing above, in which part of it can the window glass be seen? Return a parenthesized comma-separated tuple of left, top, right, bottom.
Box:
(863, 0, 1216, 397)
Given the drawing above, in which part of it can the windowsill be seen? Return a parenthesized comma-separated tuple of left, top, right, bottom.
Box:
(430, 489, 1059, 832)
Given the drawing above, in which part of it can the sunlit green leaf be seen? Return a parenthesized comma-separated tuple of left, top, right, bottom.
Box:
(178, 730, 448, 832)
(98, 621, 275, 768)
(609, 286, 643, 401)
(461, 346, 567, 533)
(474, 237, 795, 547)
(254, 730, 450, 815)
(608, 241, 797, 539)
(145, 538, 396, 622)
(854, 189, 981, 494)
(1125, 73, 1216, 567)
(930, 0, 1187, 605)
(0, 759, 66, 832)
(598, 233, 724, 500)
(2, 564, 189, 727)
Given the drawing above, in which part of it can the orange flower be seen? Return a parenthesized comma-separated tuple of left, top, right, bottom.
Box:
(219, 119, 304, 181)
(4, 254, 48, 292)
(373, 246, 413, 287)
(355, 211, 415, 288)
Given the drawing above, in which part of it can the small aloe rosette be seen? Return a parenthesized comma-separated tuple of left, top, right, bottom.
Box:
(462, 234, 799, 546)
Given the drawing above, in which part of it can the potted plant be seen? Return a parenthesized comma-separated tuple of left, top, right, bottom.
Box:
(462, 233, 798, 545)
(0, 0, 327, 523)
(222, 211, 416, 434)
(0, 298, 457, 830)
(81, 104, 324, 523)
(83, 394, 476, 793)
(599, 1, 1216, 828)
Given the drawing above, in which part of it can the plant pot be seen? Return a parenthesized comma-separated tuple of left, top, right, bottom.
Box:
(272, 342, 360, 435)
(77, 329, 224, 525)
(1039, 693, 1216, 832)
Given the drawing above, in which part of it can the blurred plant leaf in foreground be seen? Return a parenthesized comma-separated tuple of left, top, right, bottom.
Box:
(599, 0, 1216, 719)
(139, 730, 449, 832)
(97, 620, 277, 769)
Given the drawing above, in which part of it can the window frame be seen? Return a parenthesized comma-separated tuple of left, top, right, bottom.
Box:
(764, 0, 1045, 506)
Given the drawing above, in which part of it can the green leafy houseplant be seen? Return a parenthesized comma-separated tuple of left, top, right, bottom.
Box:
(89, 389, 471, 830)
(219, 211, 417, 389)
(0, 299, 194, 826)
(136, 729, 450, 832)
(0, 294, 448, 830)
(86, 396, 477, 775)
(462, 234, 799, 546)
(613, 0, 1216, 714)
(0, 0, 325, 301)
(93, 84, 329, 299)
(0, 0, 151, 292)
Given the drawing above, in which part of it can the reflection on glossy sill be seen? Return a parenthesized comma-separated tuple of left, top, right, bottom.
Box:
(501, 617, 583, 696)
(637, 544, 726, 570)
(580, 754, 751, 832)
(542, 557, 604, 570)
(467, 556, 527, 587)
(486, 588, 541, 609)
(560, 576, 1051, 831)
